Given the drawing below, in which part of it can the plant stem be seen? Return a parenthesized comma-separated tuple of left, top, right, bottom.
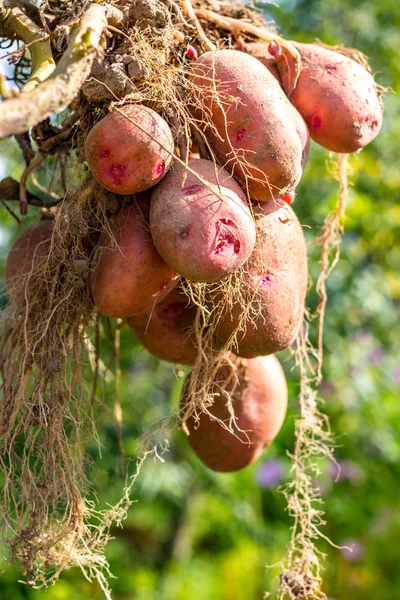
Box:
(0, 2, 55, 92)
(194, 9, 301, 86)
(182, 0, 216, 52)
(0, 3, 123, 139)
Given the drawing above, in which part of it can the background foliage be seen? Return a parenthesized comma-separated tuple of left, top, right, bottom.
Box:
(0, 0, 399, 598)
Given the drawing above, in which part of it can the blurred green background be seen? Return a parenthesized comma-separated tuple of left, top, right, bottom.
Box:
(0, 0, 399, 598)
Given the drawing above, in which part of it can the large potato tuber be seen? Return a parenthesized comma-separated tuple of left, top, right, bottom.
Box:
(91, 200, 179, 318)
(150, 159, 256, 283)
(181, 354, 288, 472)
(215, 199, 308, 357)
(126, 287, 198, 365)
(276, 42, 383, 153)
(85, 105, 174, 194)
(245, 42, 281, 81)
(245, 44, 310, 171)
(189, 50, 304, 201)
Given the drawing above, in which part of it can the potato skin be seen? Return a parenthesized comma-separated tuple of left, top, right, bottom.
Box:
(150, 159, 256, 283)
(126, 287, 198, 365)
(244, 44, 310, 171)
(91, 201, 179, 318)
(215, 199, 308, 357)
(277, 43, 383, 153)
(85, 105, 174, 194)
(5, 220, 53, 303)
(181, 354, 288, 472)
(288, 102, 310, 171)
(245, 42, 281, 81)
(190, 50, 304, 201)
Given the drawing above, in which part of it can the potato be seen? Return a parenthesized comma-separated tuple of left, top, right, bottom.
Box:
(276, 42, 383, 153)
(126, 287, 198, 365)
(5, 220, 53, 303)
(189, 50, 304, 201)
(85, 105, 174, 194)
(245, 42, 281, 81)
(244, 44, 310, 171)
(91, 200, 179, 318)
(181, 354, 288, 472)
(150, 159, 256, 283)
(289, 102, 310, 171)
(215, 199, 308, 357)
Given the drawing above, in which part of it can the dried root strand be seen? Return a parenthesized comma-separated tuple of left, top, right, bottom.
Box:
(182, 0, 216, 52)
(278, 154, 350, 599)
(316, 154, 349, 380)
(0, 184, 113, 588)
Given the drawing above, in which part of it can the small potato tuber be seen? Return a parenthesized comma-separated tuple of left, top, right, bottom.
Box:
(85, 104, 174, 194)
(5, 220, 53, 306)
(126, 286, 198, 365)
(275, 42, 383, 153)
(215, 199, 308, 357)
(91, 200, 179, 318)
(181, 354, 288, 472)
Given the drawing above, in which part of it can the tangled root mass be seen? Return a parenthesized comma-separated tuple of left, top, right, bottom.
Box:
(0, 0, 365, 597)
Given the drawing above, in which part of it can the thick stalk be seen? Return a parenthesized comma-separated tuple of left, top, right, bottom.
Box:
(0, 3, 123, 139)
(0, 2, 55, 92)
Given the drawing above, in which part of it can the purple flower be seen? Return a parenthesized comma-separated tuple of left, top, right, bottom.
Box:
(340, 539, 366, 562)
(256, 459, 284, 489)
(392, 366, 400, 384)
(368, 346, 386, 364)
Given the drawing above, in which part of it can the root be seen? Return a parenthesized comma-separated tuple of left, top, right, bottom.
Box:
(0, 184, 111, 586)
(278, 154, 349, 599)
(19, 154, 45, 215)
(315, 154, 349, 381)
(182, 0, 216, 52)
(178, 261, 265, 439)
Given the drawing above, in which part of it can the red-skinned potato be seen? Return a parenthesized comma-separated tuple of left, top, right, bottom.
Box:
(126, 287, 198, 365)
(189, 50, 304, 201)
(245, 42, 281, 81)
(289, 102, 310, 171)
(150, 159, 256, 283)
(85, 104, 174, 194)
(244, 44, 310, 171)
(5, 220, 53, 304)
(181, 354, 288, 472)
(215, 199, 308, 357)
(275, 42, 383, 153)
(91, 200, 179, 318)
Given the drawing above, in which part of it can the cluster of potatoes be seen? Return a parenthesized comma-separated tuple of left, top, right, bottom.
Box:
(6, 43, 382, 472)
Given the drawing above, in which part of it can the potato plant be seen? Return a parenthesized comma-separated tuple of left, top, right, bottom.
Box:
(0, 1, 384, 599)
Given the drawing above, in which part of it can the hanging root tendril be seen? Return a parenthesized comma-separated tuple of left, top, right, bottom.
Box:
(278, 154, 350, 599)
